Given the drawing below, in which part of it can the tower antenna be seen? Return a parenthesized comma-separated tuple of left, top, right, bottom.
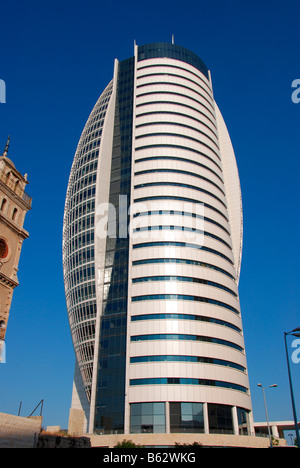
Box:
(172, 34, 175, 44)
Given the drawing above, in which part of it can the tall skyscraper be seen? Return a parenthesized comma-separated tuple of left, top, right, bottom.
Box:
(63, 42, 254, 441)
(0, 137, 32, 342)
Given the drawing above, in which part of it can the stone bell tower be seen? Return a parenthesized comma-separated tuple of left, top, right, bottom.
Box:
(0, 137, 32, 341)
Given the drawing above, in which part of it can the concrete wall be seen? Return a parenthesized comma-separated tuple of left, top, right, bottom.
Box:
(0, 412, 42, 448)
(68, 408, 86, 436)
(88, 432, 287, 448)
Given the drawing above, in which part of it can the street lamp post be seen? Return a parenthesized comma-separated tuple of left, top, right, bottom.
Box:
(284, 328, 300, 449)
(257, 383, 277, 448)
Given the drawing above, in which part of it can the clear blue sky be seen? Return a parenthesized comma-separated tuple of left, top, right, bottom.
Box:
(0, 0, 299, 435)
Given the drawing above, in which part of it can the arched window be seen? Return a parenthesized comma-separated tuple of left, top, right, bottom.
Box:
(0, 199, 7, 211)
(12, 208, 18, 222)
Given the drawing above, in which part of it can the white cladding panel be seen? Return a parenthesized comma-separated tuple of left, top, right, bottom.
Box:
(125, 52, 252, 431)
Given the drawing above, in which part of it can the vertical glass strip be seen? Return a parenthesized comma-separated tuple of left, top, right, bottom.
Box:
(94, 57, 134, 434)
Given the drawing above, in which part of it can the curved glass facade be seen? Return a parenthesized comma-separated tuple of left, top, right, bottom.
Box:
(137, 43, 209, 80)
(63, 81, 113, 401)
(64, 42, 253, 439)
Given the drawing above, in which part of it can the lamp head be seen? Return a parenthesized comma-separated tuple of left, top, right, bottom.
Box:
(257, 383, 277, 388)
(286, 327, 300, 337)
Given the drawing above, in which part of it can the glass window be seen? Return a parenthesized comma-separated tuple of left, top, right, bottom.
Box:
(208, 404, 234, 434)
(134, 181, 225, 207)
(131, 294, 239, 316)
(130, 402, 166, 434)
(141, 402, 153, 415)
(130, 333, 243, 351)
(154, 414, 165, 425)
(153, 402, 165, 414)
(181, 402, 192, 414)
(137, 43, 209, 80)
(132, 276, 237, 297)
(237, 407, 250, 435)
(170, 402, 204, 433)
(131, 314, 241, 333)
(135, 140, 220, 171)
(132, 239, 233, 265)
(135, 154, 221, 180)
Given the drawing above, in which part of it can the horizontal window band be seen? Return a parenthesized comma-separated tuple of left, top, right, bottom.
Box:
(135, 143, 222, 171)
(134, 168, 225, 195)
(134, 182, 227, 209)
(137, 91, 216, 122)
(137, 72, 213, 102)
(132, 241, 234, 265)
(132, 257, 235, 280)
(136, 120, 219, 150)
(135, 155, 223, 183)
(136, 81, 214, 112)
(131, 313, 241, 332)
(134, 196, 228, 222)
(131, 333, 243, 351)
(133, 225, 232, 250)
(136, 99, 217, 131)
(130, 354, 245, 371)
(137, 63, 212, 96)
(132, 209, 230, 235)
(135, 132, 220, 161)
(129, 377, 247, 393)
(137, 44, 209, 79)
(131, 294, 239, 315)
(137, 114, 218, 150)
(132, 276, 237, 297)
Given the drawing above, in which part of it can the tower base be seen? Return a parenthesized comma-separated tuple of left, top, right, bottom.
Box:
(87, 432, 287, 448)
